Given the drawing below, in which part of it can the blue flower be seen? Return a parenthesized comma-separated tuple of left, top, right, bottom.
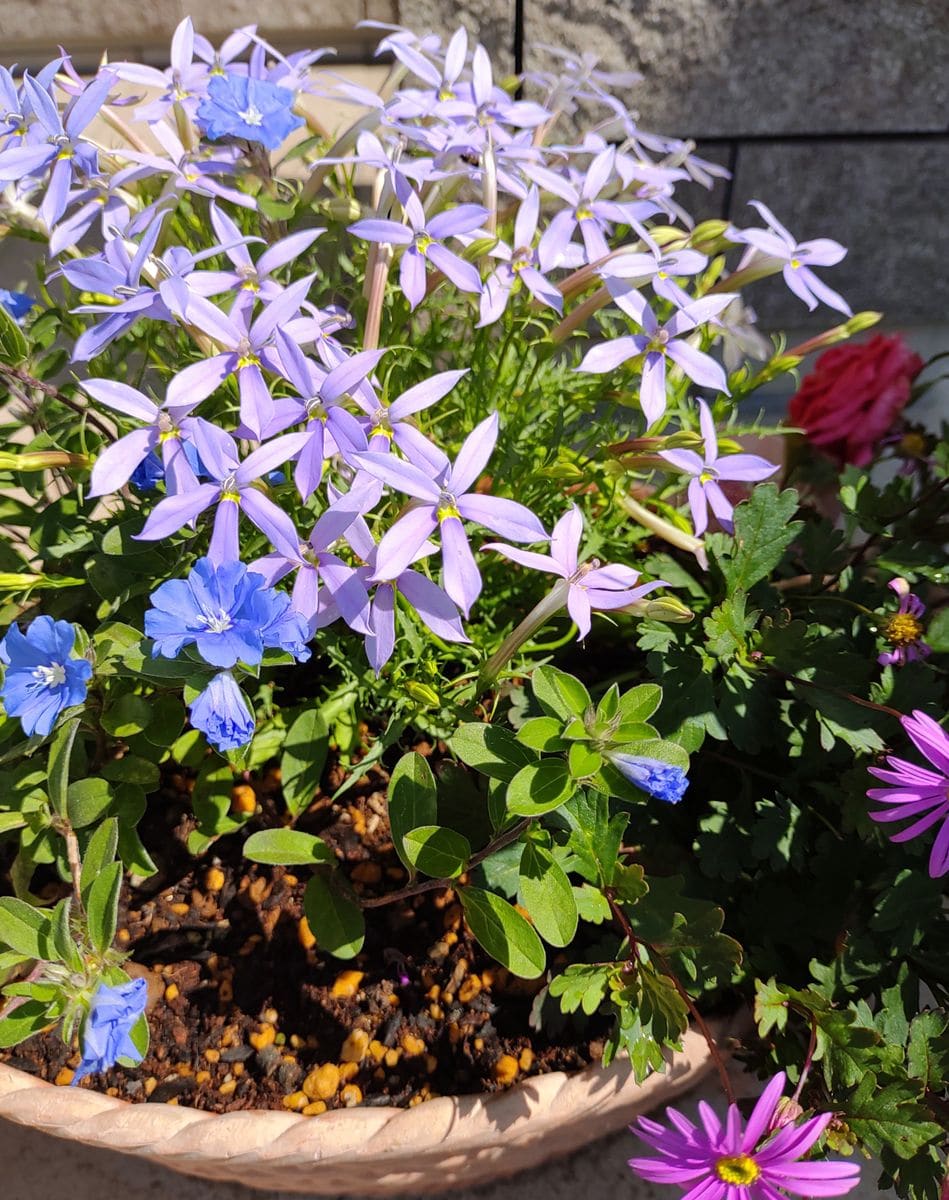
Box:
(130, 451, 164, 492)
(73, 977, 147, 1084)
(196, 73, 304, 151)
(609, 754, 689, 804)
(145, 558, 311, 669)
(0, 616, 92, 737)
(189, 671, 255, 752)
(0, 289, 35, 323)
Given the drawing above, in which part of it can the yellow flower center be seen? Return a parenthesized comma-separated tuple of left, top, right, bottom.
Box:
(885, 612, 924, 647)
(790, 257, 801, 269)
(575, 204, 594, 221)
(237, 353, 261, 369)
(899, 431, 926, 457)
(415, 233, 433, 255)
(436, 501, 461, 522)
(714, 1155, 760, 1186)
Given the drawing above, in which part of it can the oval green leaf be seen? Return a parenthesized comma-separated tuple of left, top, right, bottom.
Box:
(303, 871, 365, 960)
(387, 750, 438, 872)
(243, 828, 336, 867)
(506, 759, 576, 817)
(402, 825, 471, 879)
(459, 886, 545, 979)
(517, 843, 578, 948)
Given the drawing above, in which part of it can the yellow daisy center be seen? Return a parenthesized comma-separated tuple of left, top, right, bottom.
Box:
(885, 612, 923, 647)
(714, 1154, 760, 1186)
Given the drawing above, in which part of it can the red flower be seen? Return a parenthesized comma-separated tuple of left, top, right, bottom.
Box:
(788, 334, 924, 467)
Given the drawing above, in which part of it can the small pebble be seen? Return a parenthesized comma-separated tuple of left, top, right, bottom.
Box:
(255, 1045, 281, 1077)
(205, 867, 225, 893)
(492, 1055, 519, 1086)
(519, 1048, 535, 1071)
(400, 1032, 425, 1058)
(302, 1064, 340, 1101)
(277, 1060, 303, 1091)
(331, 970, 364, 999)
(230, 784, 257, 814)
(250, 1025, 276, 1051)
(54, 1068, 74, 1087)
(298, 918, 317, 950)
(282, 1091, 308, 1111)
(340, 1029, 370, 1063)
(302, 1101, 327, 1116)
(219, 1079, 238, 1096)
(164, 983, 180, 1003)
(220, 1044, 254, 1063)
(340, 1084, 363, 1107)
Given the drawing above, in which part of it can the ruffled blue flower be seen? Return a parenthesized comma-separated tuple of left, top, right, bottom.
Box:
(196, 73, 304, 151)
(145, 558, 310, 669)
(73, 977, 147, 1084)
(0, 288, 35, 323)
(0, 616, 92, 737)
(609, 754, 689, 804)
(189, 671, 255, 752)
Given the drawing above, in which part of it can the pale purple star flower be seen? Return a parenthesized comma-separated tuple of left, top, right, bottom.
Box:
(732, 200, 851, 316)
(602, 241, 709, 306)
(578, 293, 736, 426)
(483, 505, 664, 638)
(270, 328, 379, 497)
(250, 504, 372, 634)
(868, 709, 949, 878)
(526, 146, 658, 264)
(658, 399, 778, 536)
(629, 1071, 860, 1198)
(198, 205, 322, 314)
(112, 18, 210, 123)
(878, 578, 931, 668)
(348, 190, 487, 310)
(117, 121, 254, 211)
(478, 187, 575, 326)
(344, 513, 469, 674)
(81, 379, 207, 498)
(0, 69, 116, 229)
(352, 366, 466, 475)
(166, 279, 314, 437)
(440, 44, 550, 146)
(353, 412, 548, 616)
(136, 427, 308, 564)
(384, 26, 471, 120)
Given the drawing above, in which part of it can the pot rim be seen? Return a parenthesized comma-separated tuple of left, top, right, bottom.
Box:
(0, 1019, 740, 1177)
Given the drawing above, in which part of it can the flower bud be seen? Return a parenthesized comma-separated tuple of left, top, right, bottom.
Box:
(403, 680, 440, 707)
(617, 594, 694, 623)
(0, 450, 92, 471)
(608, 753, 689, 803)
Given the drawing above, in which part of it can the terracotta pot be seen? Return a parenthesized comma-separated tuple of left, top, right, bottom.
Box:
(0, 1021, 735, 1194)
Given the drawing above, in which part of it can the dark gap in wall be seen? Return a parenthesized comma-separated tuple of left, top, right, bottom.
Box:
(720, 141, 739, 222)
(514, 0, 525, 82)
(698, 129, 949, 146)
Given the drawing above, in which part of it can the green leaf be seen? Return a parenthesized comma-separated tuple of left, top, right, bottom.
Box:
(506, 759, 576, 816)
(573, 883, 612, 924)
(459, 886, 545, 979)
(119, 1012, 150, 1067)
(517, 843, 578, 947)
(242, 828, 336, 867)
(140, 696, 185, 748)
(49, 897, 81, 970)
(562, 791, 628, 887)
(66, 777, 113, 828)
(711, 483, 803, 592)
(0, 300, 29, 366)
(531, 666, 592, 721)
(549, 962, 613, 1015)
(387, 751, 438, 872)
(80, 818, 119, 900)
(47, 715, 81, 817)
(906, 1012, 949, 1089)
(449, 722, 535, 782)
(303, 871, 365, 960)
(101, 755, 159, 790)
(0, 1000, 51, 1049)
(754, 977, 790, 1037)
(567, 741, 601, 780)
(703, 592, 757, 660)
(515, 716, 567, 752)
(0, 897, 49, 958)
(281, 707, 330, 817)
(845, 1073, 945, 1160)
(101, 694, 153, 738)
(925, 605, 949, 652)
(402, 825, 471, 879)
(615, 683, 663, 730)
(85, 861, 122, 954)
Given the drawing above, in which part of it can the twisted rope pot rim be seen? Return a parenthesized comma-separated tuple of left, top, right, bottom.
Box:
(0, 1018, 741, 1193)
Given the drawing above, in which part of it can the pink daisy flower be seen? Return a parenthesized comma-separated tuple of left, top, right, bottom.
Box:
(629, 1072, 860, 1199)
(867, 709, 949, 878)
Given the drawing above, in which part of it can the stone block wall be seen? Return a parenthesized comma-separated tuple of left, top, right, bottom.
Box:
(2, 0, 946, 328)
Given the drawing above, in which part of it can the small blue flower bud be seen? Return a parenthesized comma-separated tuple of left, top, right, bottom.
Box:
(609, 754, 689, 803)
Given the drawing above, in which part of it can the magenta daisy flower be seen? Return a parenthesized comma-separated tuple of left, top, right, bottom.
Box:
(629, 1072, 860, 1199)
(867, 709, 949, 878)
